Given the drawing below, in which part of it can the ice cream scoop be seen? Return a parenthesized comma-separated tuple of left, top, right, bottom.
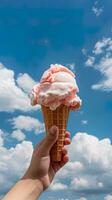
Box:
(30, 64, 81, 110)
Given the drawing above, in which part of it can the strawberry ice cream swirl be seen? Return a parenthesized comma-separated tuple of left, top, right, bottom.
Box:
(30, 64, 82, 110)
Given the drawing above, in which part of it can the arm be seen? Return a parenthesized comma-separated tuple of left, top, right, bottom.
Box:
(3, 179, 43, 200)
(2, 126, 71, 200)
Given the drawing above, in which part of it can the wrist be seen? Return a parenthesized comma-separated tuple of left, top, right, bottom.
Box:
(21, 174, 44, 196)
(22, 170, 49, 191)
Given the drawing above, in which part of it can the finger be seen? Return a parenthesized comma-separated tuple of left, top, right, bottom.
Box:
(52, 153, 69, 173)
(51, 148, 68, 173)
(51, 162, 60, 173)
(62, 147, 68, 155)
(63, 155, 69, 164)
(65, 131, 70, 138)
(60, 155, 69, 168)
(35, 140, 44, 149)
(39, 126, 59, 156)
(55, 149, 68, 172)
(64, 138, 71, 145)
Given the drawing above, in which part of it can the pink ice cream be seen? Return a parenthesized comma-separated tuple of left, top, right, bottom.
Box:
(30, 64, 81, 110)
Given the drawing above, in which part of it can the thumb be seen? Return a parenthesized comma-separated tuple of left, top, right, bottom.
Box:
(39, 126, 59, 157)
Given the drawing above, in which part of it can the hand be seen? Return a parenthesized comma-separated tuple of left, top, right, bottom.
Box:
(23, 126, 71, 191)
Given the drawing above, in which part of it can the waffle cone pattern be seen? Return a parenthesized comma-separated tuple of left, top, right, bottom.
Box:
(41, 104, 69, 162)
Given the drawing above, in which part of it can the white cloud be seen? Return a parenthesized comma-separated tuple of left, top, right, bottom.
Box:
(85, 37, 112, 91)
(11, 130, 26, 141)
(81, 120, 88, 125)
(71, 177, 89, 190)
(1, 129, 112, 198)
(92, 1, 103, 17)
(77, 198, 87, 200)
(0, 129, 4, 146)
(104, 195, 112, 200)
(56, 161, 84, 181)
(91, 57, 112, 91)
(69, 133, 112, 173)
(92, 6, 103, 17)
(0, 140, 33, 196)
(10, 115, 45, 134)
(54, 132, 112, 194)
(56, 199, 70, 200)
(0, 63, 39, 112)
(93, 38, 112, 55)
(85, 56, 95, 67)
(82, 48, 87, 56)
(16, 73, 36, 93)
(50, 182, 68, 191)
(67, 63, 75, 71)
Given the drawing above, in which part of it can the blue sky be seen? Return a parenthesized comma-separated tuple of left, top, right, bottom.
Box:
(0, 1, 112, 200)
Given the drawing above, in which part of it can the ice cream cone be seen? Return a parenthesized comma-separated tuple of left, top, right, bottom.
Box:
(41, 104, 70, 162)
(30, 64, 81, 160)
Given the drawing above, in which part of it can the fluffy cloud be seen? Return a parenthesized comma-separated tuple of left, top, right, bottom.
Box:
(82, 48, 87, 56)
(104, 195, 112, 200)
(67, 63, 75, 71)
(85, 37, 112, 91)
(92, 2, 103, 17)
(11, 130, 26, 141)
(77, 198, 87, 200)
(50, 182, 68, 191)
(16, 73, 36, 93)
(1, 131, 112, 198)
(85, 56, 95, 67)
(93, 38, 112, 55)
(71, 177, 89, 191)
(10, 115, 45, 134)
(53, 132, 112, 195)
(0, 63, 39, 112)
(55, 199, 69, 200)
(0, 140, 33, 196)
(91, 57, 112, 91)
(0, 129, 4, 146)
(81, 120, 88, 125)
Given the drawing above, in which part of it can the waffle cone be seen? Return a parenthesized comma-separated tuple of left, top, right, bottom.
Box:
(41, 104, 69, 162)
